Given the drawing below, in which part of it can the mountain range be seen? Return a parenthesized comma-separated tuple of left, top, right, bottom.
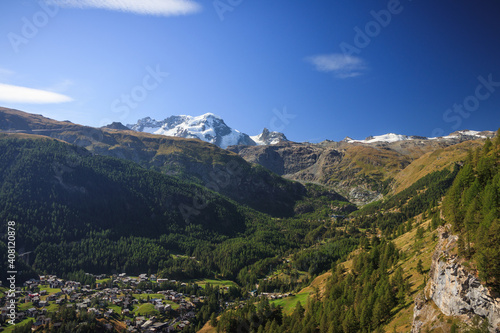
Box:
(0, 106, 499, 332)
(1, 107, 495, 205)
(125, 112, 493, 148)
(125, 113, 288, 148)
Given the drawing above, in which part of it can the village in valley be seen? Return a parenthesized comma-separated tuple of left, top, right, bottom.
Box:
(0, 270, 303, 332)
(0, 273, 213, 332)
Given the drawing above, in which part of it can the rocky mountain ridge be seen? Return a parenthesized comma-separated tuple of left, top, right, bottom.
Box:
(229, 134, 491, 205)
(1, 107, 496, 206)
(412, 225, 500, 332)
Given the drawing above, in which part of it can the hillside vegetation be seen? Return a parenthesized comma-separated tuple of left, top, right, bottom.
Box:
(0, 135, 353, 286)
(443, 136, 500, 289)
(211, 131, 500, 333)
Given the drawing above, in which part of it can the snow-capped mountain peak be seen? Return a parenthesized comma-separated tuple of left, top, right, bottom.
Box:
(127, 114, 289, 148)
(444, 130, 491, 139)
(127, 113, 255, 148)
(251, 128, 288, 145)
(347, 133, 413, 144)
(347, 130, 494, 144)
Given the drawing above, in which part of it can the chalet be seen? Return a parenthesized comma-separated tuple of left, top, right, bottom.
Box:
(41, 316, 51, 325)
(154, 303, 165, 312)
(31, 321, 43, 330)
(76, 303, 87, 310)
(16, 311, 25, 320)
(88, 308, 102, 318)
(142, 319, 154, 329)
(26, 308, 37, 317)
(150, 322, 169, 332)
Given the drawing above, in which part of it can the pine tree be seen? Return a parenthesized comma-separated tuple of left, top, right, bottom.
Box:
(483, 138, 493, 154)
(494, 128, 500, 148)
(210, 312, 218, 327)
(416, 259, 424, 275)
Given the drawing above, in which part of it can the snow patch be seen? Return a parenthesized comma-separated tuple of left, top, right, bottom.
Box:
(348, 133, 412, 144)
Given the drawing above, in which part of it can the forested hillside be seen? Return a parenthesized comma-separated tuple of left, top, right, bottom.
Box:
(216, 239, 405, 333)
(443, 136, 500, 289)
(209, 130, 500, 333)
(0, 110, 498, 332)
(0, 108, 322, 218)
(0, 134, 352, 285)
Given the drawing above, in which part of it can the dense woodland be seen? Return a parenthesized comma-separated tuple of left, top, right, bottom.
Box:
(216, 239, 406, 333)
(216, 131, 500, 333)
(1, 130, 499, 332)
(443, 136, 500, 289)
(0, 137, 355, 286)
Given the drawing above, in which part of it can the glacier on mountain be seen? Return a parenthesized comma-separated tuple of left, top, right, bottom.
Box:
(127, 113, 287, 148)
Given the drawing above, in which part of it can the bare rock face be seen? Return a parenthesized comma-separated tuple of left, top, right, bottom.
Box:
(412, 226, 500, 332)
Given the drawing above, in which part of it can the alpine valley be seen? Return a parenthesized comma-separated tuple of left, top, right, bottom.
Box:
(1, 107, 499, 333)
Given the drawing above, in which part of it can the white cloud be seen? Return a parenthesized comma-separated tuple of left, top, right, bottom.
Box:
(307, 54, 367, 79)
(0, 83, 73, 104)
(45, 0, 201, 16)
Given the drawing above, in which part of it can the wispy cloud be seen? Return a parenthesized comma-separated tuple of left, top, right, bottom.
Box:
(44, 79, 74, 93)
(307, 53, 367, 79)
(0, 83, 73, 104)
(0, 68, 15, 81)
(45, 0, 201, 16)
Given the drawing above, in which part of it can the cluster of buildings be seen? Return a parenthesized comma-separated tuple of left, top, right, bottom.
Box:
(0, 274, 206, 332)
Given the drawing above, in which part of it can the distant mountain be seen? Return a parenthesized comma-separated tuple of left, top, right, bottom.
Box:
(102, 121, 130, 130)
(346, 130, 493, 144)
(126, 113, 288, 148)
(0, 107, 312, 217)
(231, 129, 496, 205)
(251, 128, 288, 145)
(1, 107, 496, 206)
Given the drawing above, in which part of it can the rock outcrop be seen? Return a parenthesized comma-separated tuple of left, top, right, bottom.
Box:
(412, 226, 500, 332)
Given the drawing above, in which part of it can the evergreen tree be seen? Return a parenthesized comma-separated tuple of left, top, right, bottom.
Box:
(416, 259, 424, 275)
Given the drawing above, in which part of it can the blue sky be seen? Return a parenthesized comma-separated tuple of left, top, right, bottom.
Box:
(0, 0, 499, 142)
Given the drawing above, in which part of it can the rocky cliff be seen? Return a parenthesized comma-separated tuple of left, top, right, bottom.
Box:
(230, 135, 492, 205)
(412, 225, 500, 332)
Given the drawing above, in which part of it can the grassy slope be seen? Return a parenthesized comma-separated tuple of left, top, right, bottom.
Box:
(191, 279, 239, 289)
(314, 144, 412, 189)
(133, 303, 159, 316)
(392, 140, 484, 194)
(384, 217, 438, 332)
(270, 271, 332, 314)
